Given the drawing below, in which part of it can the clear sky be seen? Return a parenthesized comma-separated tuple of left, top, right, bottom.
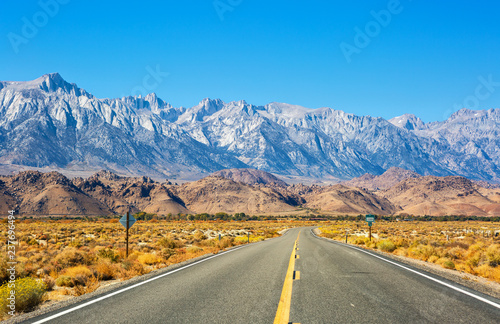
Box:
(1, 0, 499, 122)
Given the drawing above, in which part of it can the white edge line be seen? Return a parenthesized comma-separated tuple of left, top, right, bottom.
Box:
(31, 245, 247, 323)
(310, 229, 500, 310)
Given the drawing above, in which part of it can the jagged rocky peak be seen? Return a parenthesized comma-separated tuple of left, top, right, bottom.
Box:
(389, 113, 425, 130)
(133, 93, 174, 112)
(10, 170, 72, 187)
(0, 73, 86, 97)
(90, 170, 123, 181)
(197, 98, 225, 114)
(177, 98, 226, 123)
(446, 108, 500, 123)
(212, 168, 288, 187)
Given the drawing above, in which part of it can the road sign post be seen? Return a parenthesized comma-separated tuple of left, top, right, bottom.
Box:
(119, 212, 137, 258)
(365, 215, 375, 241)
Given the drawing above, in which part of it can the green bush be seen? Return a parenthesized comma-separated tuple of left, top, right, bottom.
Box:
(0, 277, 46, 316)
(377, 240, 396, 252)
(442, 260, 455, 269)
(55, 275, 74, 287)
(97, 248, 119, 263)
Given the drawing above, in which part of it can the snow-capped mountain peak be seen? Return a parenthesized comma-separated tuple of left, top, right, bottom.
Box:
(389, 113, 425, 130)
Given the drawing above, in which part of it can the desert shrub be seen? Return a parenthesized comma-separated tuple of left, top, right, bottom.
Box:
(321, 231, 335, 239)
(97, 248, 119, 263)
(27, 238, 38, 245)
(392, 237, 410, 248)
(56, 275, 74, 287)
(249, 236, 265, 243)
(42, 277, 55, 291)
(465, 251, 485, 268)
(82, 250, 97, 265)
(216, 237, 233, 249)
(64, 266, 93, 286)
(428, 255, 439, 263)
(94, 261, 115, 280)
(365, 238, 377, 249)
(160, 248, 176, 260)
(0, 258, 10, 285)
(443, 260, 455, 270)
(69, 239, 82, 248)
(186, 246, 203, 253)
(377, 240, 396, 252)
(234, 236, 249, 244)
(351, 236, 366, 245)
(475, 264, 494, 278)
(193, 232, 207, 242)
(446, 247, 467, 260)
(73, 275, 100, 296)
(119, 261, 147, 279)
(137, 253, 162, 265)
(445, 241, 469, 249)
(436, 258, 455, 269)
(486, 244, 500, 267)
(0, 277, 46, 316)
(157, 236, 179, 249)
(408, 244, 435, 261)
(54, 248, 85, 268)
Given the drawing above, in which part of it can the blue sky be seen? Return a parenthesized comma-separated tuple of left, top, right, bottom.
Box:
(1, 0, 499, 122)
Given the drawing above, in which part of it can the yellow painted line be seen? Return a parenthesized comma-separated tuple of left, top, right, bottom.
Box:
(274, 232, 300, 324)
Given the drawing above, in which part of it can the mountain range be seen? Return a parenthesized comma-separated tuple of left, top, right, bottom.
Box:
(1, 73, 499, 183)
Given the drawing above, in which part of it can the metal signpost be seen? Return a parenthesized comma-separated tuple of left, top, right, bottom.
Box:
(119, 212, 137, 258)
(365, 214, 375, 241)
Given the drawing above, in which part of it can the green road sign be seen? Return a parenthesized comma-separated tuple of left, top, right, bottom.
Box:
(368, 222, 373, 226)
(366, 215, 375, 222)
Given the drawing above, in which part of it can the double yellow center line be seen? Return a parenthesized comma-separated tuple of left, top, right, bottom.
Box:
(274, 232, 300, 324)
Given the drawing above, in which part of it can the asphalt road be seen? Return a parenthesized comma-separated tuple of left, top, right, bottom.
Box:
(24, 227, 500, 323)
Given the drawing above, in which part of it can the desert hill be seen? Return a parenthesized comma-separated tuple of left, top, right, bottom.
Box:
(343, 167, 421, 190)
(1, 169, 499, 217)
(1, 171, 110, 215)
(303, 184, 398, 215)
(73, 170, 190, 215)
(173, 176, 296, 214)
(381, 176, 500, 216)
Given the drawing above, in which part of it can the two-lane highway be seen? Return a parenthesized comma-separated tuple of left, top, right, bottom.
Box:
(24, 227, 500, 323)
